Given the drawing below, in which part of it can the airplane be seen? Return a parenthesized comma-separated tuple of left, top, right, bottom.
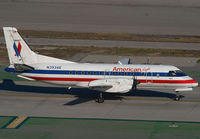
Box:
(3, 27, 198, 103)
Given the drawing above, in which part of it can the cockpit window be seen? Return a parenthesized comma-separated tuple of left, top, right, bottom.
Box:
(168, 70, 186, 76)
(168, 71, 176, 76)
(174, 70, 186, 76)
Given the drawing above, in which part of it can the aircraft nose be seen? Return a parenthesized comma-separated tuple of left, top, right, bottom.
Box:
(192, 80, 198, 87)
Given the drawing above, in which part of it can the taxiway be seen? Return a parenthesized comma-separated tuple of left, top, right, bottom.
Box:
(1, 0, 200, 35)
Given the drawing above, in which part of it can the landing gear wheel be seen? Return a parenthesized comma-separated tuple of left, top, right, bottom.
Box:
(174, 96, 181, 101)
(95, 92, 104, 103)
(174, 91, 181, 101)
(95, 98, 104, 103)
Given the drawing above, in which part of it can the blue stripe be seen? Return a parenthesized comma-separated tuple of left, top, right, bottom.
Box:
(5, 67, 187, 77)
(5, 67, 15, 72)
(13, 43, 20, 57)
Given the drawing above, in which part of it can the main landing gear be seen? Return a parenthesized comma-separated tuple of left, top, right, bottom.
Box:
(174, 91, 181, 101)
(95, 92, 104, 103)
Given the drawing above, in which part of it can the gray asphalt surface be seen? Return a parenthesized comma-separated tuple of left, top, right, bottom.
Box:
(0, 80, 200, 121)
(1, 0, 200, 35)
(1, 37, 200, 50)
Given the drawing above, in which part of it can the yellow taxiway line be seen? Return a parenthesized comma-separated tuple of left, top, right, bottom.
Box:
(6, 116, 27, 129)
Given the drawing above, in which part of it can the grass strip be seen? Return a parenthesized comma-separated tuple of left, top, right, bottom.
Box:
(0, 116, 16, 128)
(0, 45, 200, 66)
(1, 117, 200, 139)
(1, 29, 200, 43)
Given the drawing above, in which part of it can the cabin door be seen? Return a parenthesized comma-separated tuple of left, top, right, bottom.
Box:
(104, 69, 110, 78)
(146, 70, 153, 84)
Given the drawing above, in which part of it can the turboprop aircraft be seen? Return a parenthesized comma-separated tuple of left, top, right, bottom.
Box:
(3, 27, 198, 103)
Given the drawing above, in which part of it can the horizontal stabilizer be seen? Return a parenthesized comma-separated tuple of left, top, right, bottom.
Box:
(118, 58, 130, 65)
(17, 75, 36, 81)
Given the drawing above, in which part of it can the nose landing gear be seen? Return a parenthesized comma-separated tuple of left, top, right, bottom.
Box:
(174, 95, 181, 101)
(174, 91, 181, 101)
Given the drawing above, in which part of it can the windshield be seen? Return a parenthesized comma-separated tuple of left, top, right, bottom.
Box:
(168, 70, 186, 76)
(175, 70, 186, 76)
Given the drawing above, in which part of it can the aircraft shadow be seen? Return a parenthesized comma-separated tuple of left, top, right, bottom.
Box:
(0, 79, 181, 105)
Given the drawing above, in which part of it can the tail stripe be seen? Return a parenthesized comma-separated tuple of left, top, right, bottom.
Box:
(13, 42, 20, 57)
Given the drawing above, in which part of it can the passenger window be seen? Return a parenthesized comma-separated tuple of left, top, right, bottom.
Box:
(94, 72, 96, 75)
(100, 72, 103, 75)
(131, 72, 134, 76)
(141, 72, 145, 76)
(105, 72, 109, 75)
(118, 72, 121, 75)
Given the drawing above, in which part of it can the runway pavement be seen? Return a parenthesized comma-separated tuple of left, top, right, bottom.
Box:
(0, 80, 200, 122)
(1, 0, 200, 35)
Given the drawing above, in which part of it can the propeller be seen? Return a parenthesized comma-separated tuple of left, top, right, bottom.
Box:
(132, 77, 140, 91)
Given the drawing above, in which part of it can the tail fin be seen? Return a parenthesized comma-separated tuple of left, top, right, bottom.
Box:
(3, 27, 37, 66)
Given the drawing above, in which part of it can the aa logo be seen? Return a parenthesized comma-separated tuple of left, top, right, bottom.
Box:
(13, 42, 22, 57)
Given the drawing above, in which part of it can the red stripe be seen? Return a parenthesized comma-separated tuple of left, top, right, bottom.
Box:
(26, 76, 197, 84)
(138, 79, 197, 84)
(26, 76, 98, 82)
(17, 42, 22, 54)
(15, 42, 22, 56)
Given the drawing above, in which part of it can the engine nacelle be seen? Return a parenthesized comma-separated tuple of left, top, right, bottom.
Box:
(89, 78, 134, 93)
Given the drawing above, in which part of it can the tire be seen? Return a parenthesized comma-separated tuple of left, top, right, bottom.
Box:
(174, 96, 180, 101)
(98, 98, 104, 103)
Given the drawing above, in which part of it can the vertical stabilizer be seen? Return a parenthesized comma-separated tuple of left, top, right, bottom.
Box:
(3, 27, 37, 66)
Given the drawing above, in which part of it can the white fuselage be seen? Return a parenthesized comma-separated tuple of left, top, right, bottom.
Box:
(7, 63, 197, 93)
